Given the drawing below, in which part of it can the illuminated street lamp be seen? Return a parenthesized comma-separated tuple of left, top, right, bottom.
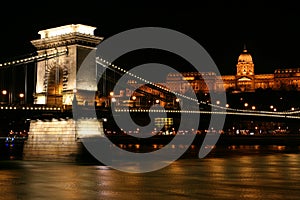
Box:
(131, 96, 137, 107)
(251, 106, 256, 110)
(270, 105, 274, 109)
(109, 91, 115, 106)
(19, 93, 25, 104)
(1, 90, 8, 104)
(244, 102, 248, 108)
(173, 98, 180, 109)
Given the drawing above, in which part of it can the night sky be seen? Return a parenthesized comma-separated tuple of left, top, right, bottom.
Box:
(0, 1, 300, 75)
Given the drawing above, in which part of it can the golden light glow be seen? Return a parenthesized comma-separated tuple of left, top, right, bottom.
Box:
(2, 90, 7, 95)
(183, 77, 194, 81)
(238, 77, 252, 81)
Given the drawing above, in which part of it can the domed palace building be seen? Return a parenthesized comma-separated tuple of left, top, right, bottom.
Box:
(166, 46, 300, 94)
(119, 46, 300, 109)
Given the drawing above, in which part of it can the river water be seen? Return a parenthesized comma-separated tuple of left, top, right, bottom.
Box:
(1, 144, 300, 200)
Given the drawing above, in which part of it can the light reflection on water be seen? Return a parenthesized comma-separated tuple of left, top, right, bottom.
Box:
(1, 150, 300, 200)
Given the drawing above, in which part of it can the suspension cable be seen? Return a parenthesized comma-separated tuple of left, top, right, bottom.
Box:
(0, 49, 68, 69)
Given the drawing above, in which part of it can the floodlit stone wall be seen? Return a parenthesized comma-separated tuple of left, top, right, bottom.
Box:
(23, 118, 104, 162)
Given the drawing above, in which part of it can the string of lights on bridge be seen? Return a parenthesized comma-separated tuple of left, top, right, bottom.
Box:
(114, 108, 300, 119)
(0, 105, 61, 111)
(0, 49, 68, 68)
(96, 57, 300, 119)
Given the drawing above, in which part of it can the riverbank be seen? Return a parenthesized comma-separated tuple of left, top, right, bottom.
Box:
(2, 134, 300, 147)
(105, 134, 300, 146)
(1, 134, 300, 162)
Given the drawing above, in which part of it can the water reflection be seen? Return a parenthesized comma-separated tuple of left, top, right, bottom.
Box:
(1, 153, 300, 199)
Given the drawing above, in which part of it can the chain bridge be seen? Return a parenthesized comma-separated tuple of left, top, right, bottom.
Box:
(1, 24, 300, 162)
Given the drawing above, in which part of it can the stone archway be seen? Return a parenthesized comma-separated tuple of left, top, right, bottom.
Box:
(46, 65, 63, 106)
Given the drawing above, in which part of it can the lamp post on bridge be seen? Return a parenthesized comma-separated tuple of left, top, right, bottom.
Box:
(1, 89, 14, 104)
(131, 95, 137, 108)
(19, 93, 25, 105)
(1, 90, 7, 104)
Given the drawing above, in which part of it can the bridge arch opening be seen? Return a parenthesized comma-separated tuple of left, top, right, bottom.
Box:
(45, 65, 64, 106)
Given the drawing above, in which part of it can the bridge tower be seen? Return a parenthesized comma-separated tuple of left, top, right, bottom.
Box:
(23, 24, 105, 163)
(31, 24, 103, 106)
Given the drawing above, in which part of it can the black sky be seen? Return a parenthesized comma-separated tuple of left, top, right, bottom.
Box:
(1, 1, 300, 75)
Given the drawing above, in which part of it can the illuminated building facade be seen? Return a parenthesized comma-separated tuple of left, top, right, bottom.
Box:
(114, 46, 300, 109)
(166, 46, 300, 94)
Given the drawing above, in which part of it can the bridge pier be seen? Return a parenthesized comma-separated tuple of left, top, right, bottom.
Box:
(23, 118, 104, 163)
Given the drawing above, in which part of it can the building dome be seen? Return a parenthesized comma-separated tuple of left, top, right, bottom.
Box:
(238, 48, 253, 63)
